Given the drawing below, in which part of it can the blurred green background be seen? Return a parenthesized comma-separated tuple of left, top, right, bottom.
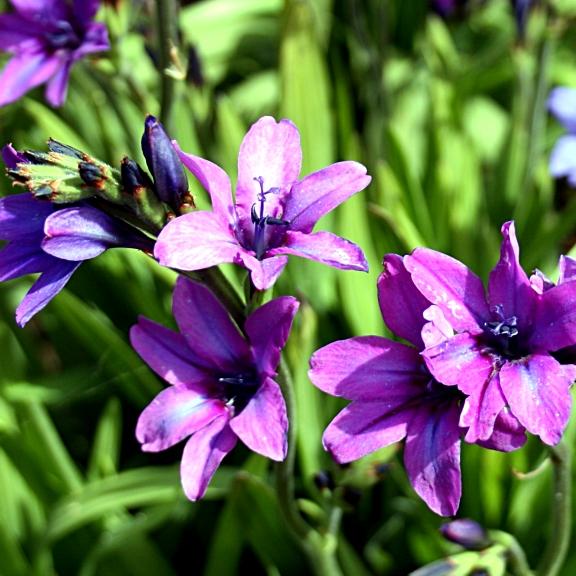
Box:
(2, 0, 576, 574)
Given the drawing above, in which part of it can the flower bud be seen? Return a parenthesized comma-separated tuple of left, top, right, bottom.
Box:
(440, 519, 490, 551)
(141, 115, 189, 209)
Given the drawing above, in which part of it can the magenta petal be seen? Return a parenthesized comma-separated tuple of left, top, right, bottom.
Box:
(378, 254, 431, 348)
(530, 281, 576, 351)
(180, 415, 237, 501)
(137, 386, 226, 452)
(460, 372, 506, 443)
(154, 211, 242, 271)
(130, 317, 212, 389)
(0, 14, 42, 49)
(404, 402, 462, 517)
(44, 60, 71, 107)
(173, 142, 235, 224)
(500, 355, 573, 445)
(422, 333, 494, 390)
(235, 117, 302, 231)
(238, 253, 288, 290)
(475, 407, 527, 452)
(488, 221, 537, 330)
(309, 336, 426, 400)
(404, 249, 488, 333)
(245, 296, 299, 376)
(15, 259, 80, 326)
(323, 400, 413, 463)
(284, 161, 371, 234)
(229, 377, 287, 461)
(173, 277, 251, 372)
(268, 230, 368, 272)
(0, 52, 60, 106)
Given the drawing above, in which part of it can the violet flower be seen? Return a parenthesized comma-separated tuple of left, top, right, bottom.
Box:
(404, 221, 576, 447)
(309, 255, 525, 516)
(131, 277, 298, 500)
(0, 0, 109, 107)
(155, 116, 371, 290)
(1, 145, 153, 326)
(548, 87, 576, 186)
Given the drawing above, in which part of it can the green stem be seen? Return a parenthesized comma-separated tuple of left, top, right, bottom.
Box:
(491, 531, 533, 576)
(155, 0, 179, 130)
(275, 360, 343, 576)
(536, 441, 572, 576)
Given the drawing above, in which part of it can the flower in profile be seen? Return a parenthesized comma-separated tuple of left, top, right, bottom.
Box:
(1, 145, 153, 326)
(548, 87, 576, 186)
(309, 255, 524, 516)
(131, 277, 298, 500)
(155, 116, 371, 290)
(0, 0, 109, 107)
(404, 221, 576, 447)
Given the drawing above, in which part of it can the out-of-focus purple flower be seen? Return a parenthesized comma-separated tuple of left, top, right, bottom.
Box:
(154, 116, 371, 290)
(404, 221, 576, 447)
(511, 0, 534, 40)
(440, 519, 490, 550)
(141, 115, 190, 211)
(431, 0, 468, 17)
(548, 87, 576, 186)
(131, 277, 298, 500)
(1, 144, 152, 325)
(309, 255, 525, 516)
(0, 0, 109, 107)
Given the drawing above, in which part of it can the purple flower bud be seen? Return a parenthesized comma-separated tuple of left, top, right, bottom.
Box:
(440, 519, 490, 550)
(141, 115, 189, 208)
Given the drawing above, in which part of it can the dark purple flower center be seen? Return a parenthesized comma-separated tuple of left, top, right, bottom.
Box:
(45, 20, 82, 51)
(482, 305, 526, 359)
(251, 176, 289, 259)
(217, 372, 259, 412)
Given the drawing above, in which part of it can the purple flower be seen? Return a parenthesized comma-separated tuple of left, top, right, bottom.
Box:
(404, 221, 576, 447)
(1, 144, 152, 325)
(154, 116, 371, 290)
(548, 87, 576, 186)
(131, 277, 299, 500)
(0, 0, 109, 107)
(309, 255, 525, 516)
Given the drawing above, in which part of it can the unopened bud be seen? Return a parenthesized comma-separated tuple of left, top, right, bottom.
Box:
(440, 519, 490, 551)
(141, 115, 189, 209)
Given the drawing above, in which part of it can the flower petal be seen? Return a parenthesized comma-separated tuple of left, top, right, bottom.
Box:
(0, 51, 60, 106)
(404, 401, 462, 517)
(154, 211, 242, 271)
(559, 255, 576, 284)
(548, 87, 576, 133)
(238, 253, 288, 291)
(487, 221, 537, 330)
(44, 60, 71, 107)
(500, 355, 574, 445)
(229, 377, 287, 461)
(130, 317, 213, 388)
(42, 206, 151, 260)
(173, 141, 235, 224)
(235, 117, 301, 236)
(309, 336, 426, 401)
(378, 254, 431, 348)
(283, 161, 371, 233)
(0, 13, 43, 50)
(15, 259, 80, 326)
(475, 407, 526, 452)
(323, 400, 413, 463)
(137, 385, 226, 452)
(245, 296, 299, 377)
(530, 280, 576, 351)
(0, 241, 54, 281)
(404, 249, 488, 333)
(180, 415, 237, 501)
(549, 135, 576, 180)
(268, 230, 368, 272)
(172, 277, 251, 373)
(73, 0, 100, 23)
(0, 193, 53, 240)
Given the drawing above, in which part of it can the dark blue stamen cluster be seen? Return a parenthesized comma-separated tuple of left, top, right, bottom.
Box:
(251, 176, 289, 259)
(46, 20, 81, 51)
(218, 372, 259, 412)
(484, 305, 521, 357)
